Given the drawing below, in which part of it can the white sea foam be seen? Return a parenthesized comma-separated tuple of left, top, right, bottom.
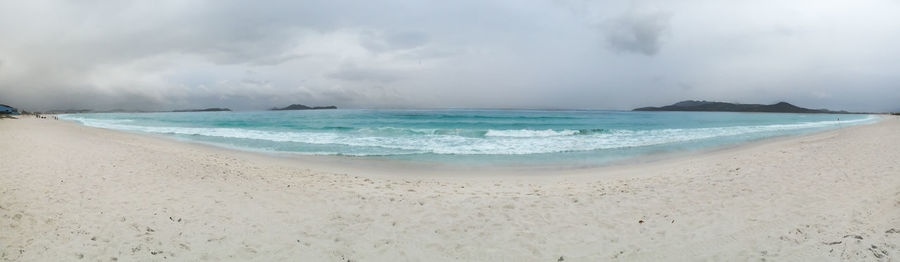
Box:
(59, 114, 879, 156)
(484, 129, 580, 137)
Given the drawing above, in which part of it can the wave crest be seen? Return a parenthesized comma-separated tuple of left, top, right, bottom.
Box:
(58, 114, 879, 156)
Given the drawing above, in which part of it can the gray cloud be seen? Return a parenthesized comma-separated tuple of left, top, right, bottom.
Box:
(328, 64, 402, 83)
(248, 54, 309, 66)
(0, 0, 898, 112)
(360, 31, 430, 53)
(604, 10, 671, 56)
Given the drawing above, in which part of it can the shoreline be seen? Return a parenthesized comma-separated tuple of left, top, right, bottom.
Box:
(54, 114, 881, 178)
(2, 116, 898, 260)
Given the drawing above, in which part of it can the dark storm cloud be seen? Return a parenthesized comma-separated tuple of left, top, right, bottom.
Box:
(0, 0, 898, 112)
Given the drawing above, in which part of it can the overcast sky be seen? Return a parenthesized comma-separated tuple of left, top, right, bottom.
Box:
(1, 0, 899, 112)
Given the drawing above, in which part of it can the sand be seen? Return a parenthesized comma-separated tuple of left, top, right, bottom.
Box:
(1, 116, 899, 261)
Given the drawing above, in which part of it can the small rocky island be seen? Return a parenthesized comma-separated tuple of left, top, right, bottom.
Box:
(172, 108, 231, 112)
(634, 100, 850, 114)
(270, 104, 337, 111)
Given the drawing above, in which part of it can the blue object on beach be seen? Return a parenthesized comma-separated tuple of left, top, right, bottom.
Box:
(0, 104, 17, 114)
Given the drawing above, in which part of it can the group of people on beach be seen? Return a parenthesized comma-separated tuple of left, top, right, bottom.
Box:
(32, 114, 58, 120)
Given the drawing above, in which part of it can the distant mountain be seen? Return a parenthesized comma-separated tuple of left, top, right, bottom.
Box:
(46, 109, 92, 114)
(95, 109, 157, 113)
(172, 108, 231, 112)
(634, 100, 851, 114)
(271, 104, 337, 111)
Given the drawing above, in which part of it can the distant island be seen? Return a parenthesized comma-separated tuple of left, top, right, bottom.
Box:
(634, 100, 851, 114)
(46, 109, 93, 114)
(172, 108, 231, 112)
(270, 104, 337, 111)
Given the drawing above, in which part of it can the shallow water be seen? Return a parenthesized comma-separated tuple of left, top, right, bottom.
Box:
(60, 110, 877, 166)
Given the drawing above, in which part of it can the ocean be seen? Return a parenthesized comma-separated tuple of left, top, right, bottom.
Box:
(59, 110, 878, 167)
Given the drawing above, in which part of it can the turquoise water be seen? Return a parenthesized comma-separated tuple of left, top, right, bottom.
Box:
(60, 110, 877, 166)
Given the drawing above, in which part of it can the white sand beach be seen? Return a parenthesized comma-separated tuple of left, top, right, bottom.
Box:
(1, 116, 899, 261)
